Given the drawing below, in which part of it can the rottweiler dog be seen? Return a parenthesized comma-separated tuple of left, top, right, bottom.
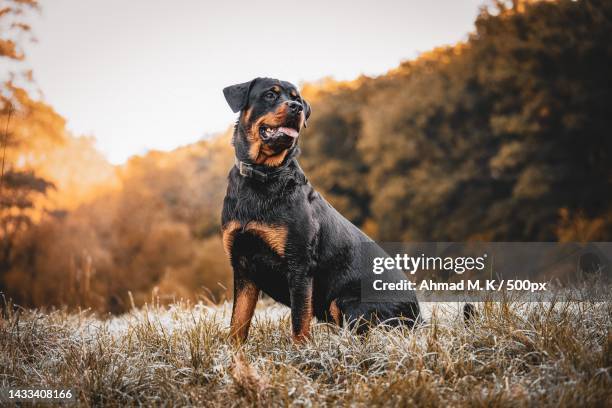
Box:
(222, 77, 420, 343)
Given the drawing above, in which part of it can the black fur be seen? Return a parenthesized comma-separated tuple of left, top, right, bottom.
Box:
(222, 77, 420, 341)
(223, 79, 257, 113)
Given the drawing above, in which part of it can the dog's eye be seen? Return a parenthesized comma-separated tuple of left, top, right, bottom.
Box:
(264, 91, 277, 101)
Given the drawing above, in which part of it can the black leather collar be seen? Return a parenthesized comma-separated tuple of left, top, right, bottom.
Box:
(234, 157, 293, 183)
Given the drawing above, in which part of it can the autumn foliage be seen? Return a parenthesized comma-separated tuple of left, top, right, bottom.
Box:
(1, 0, 611, 313)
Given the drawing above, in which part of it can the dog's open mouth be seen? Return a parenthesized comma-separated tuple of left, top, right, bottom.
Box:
(259, 125, 299, 140)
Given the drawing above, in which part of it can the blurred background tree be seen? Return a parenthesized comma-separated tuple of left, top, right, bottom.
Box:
(2, 0, 612, 313)
(0, 0, 55, 290)
(302, 0, 612, 242)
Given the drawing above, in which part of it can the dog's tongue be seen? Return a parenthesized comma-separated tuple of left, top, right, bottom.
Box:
(278, 127, 299, 138)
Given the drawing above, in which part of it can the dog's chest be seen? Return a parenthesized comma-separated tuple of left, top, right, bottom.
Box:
(222, 219, 292, 305)
(222, 178, 303, 259)
(222, 220, 288, 258)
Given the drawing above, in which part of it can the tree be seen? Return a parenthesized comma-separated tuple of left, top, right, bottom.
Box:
(301, 0, 612, 241)
(0, 0, 60, 293)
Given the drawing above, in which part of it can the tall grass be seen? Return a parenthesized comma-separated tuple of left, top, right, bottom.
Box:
(1, 297, 610, 407)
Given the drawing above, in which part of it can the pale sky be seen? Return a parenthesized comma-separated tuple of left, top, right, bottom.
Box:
(23, 0, 483, 164)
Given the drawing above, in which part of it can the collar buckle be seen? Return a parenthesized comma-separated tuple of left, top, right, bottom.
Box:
(235, 157, 295, 183)
(239, 161, 253, 178)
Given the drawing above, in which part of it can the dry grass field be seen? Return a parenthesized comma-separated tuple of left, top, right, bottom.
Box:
(1, 297, 610, 407)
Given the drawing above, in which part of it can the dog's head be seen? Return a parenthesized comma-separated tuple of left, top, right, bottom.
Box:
(223, 77, 311, 167)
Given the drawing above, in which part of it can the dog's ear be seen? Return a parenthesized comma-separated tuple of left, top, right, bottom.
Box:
(223, 78, 258, 113)
(302, 99, 312, 127)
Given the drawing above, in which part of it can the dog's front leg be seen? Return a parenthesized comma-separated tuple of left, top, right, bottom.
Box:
(230, 278, 260, 343)
(288, 271, 314, 344)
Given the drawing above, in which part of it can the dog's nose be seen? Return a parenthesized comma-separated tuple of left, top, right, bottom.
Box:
(287, 101, 303, 115)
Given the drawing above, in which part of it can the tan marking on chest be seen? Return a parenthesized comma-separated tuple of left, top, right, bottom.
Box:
(244, 222, 288, 256)
(222, 220, 242, 255)
(222, 221, 288, 257)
